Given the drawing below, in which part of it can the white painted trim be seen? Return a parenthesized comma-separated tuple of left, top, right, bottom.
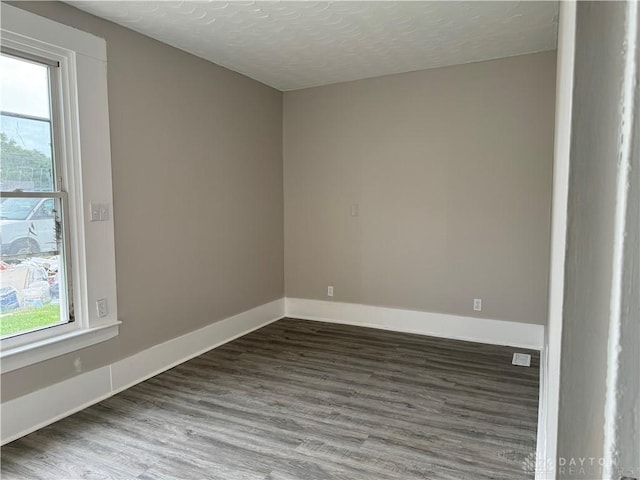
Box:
(285, 298, 544, 350)
(1, 4, 119, 371)
(110, 298, 284, 392)
(603, 2, 639, 476)
(536, 346, 550, 479)
(1, 296, 542, 445)
(0, 365, 114, 447)
(538, 3, 576, 478)
(0, 4, 106, 60)
(1, 322, 120, 374)
(1, 298, 285, 445)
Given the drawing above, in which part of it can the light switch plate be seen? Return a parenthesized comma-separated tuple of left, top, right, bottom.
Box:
(99, 203, 110, 221)
(90, 203, 101, 222)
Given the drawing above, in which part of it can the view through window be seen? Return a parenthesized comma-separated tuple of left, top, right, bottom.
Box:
(0, 51, 73, 338)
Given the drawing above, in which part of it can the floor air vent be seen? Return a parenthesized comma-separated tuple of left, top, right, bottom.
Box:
(512, 353, 531, 367)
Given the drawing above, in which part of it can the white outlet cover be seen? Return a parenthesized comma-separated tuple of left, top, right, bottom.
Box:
(473, 298, 482, 311)
(96, 298, 108, 318)
(512, 353, 531, 367)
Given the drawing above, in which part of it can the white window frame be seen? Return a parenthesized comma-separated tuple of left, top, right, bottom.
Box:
(0, 4, 119, 373)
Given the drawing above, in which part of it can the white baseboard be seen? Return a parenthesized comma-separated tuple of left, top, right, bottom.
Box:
(535, 345, 553, 480)
(2, 296, 544, 445)
(286, 298, 547, 476)
(1, 298, 284, 445)
(285, 298, 544, 350)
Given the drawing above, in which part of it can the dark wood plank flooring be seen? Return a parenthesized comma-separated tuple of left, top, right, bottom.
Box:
(1, 318, 539, 479)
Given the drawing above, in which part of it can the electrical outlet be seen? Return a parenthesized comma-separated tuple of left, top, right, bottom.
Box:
(327, 285, 334, 297)
(512, 353, 531, 367)
(473, 298, 482, 311)
(96, 298, 108, 318)
(351, 204, 359, 217)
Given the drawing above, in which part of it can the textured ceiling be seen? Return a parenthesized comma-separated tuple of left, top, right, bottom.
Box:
(67, 1, 559, 91)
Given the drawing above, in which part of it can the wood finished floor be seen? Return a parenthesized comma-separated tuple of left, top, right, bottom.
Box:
(1, 318, 539, 480)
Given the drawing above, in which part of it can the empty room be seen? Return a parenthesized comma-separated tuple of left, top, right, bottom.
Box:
(0, 2, 638, 480)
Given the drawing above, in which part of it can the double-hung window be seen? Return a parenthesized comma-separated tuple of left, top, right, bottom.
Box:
(0, 4, 119, 372)
(1, 49, 74, 340)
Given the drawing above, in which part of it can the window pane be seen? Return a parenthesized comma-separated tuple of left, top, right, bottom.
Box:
(0, 53, 71, 340)
(0, 196, 61, 259)
(0, 196, 68, 338)
(1, 53, 55, 193)
(0, 54, 51, 119)
(1, 115, 54, 191)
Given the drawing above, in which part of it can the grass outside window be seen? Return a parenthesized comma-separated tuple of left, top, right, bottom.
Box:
(0, 304, 61, 337)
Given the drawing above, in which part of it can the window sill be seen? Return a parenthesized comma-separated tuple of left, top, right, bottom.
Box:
(0, 321, 121, 373)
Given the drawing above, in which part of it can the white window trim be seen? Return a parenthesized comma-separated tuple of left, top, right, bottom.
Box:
(1, 4, 119, 373)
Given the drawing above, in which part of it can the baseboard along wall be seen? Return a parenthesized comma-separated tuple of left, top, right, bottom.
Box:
(1, 296, 544, 445)
(286, 298, 544, 350)
(1, 298, 285, 445)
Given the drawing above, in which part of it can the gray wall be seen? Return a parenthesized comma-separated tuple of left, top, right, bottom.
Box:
(284, 52, 556, 325)
(1, 2, 284, 401)
(557, 2, 638, 477)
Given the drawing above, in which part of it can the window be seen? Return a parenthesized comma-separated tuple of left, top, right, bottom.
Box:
(1, 50, 74, 339)
(0, 4, 119, 372)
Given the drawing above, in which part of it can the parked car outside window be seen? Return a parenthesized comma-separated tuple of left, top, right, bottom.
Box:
(0, 197, 57, 256)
